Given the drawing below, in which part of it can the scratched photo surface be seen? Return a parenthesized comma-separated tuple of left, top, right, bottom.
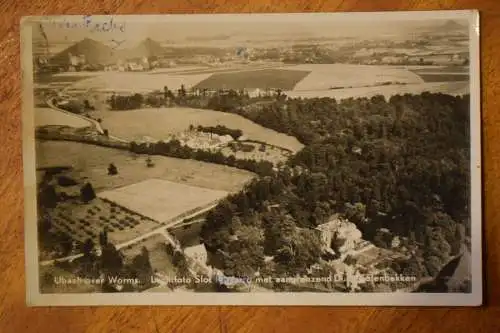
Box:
(22, 12, 481, 305)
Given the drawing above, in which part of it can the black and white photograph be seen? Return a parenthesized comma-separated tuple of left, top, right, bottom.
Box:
(21, 11, 482, 306)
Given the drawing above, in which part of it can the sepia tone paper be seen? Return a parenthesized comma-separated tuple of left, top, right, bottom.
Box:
(21, 10, 482, 306)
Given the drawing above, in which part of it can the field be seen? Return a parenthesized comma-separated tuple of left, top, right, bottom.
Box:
(290, 64, 424, 91)
(414, 73, 469, 82)
(48, 196, 161, 245)
(121, 234, 178, 278)
(36, 140, 255, 193)
(89, 107, 304, 152)
(35, 73, 97, 85)
(51, 63, 470, 105)
(35, 107, 92, 128)
(98, 179, 228, 224)
(285, 81, 469, 99)
(193, 68, 310, 90)
(64, 72, 212, 94)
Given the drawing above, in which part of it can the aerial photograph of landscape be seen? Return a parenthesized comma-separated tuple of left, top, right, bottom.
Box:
(24, 12, 478, 303)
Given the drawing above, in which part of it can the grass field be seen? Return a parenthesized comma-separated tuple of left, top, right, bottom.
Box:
(89, 107, 304, 152)
(36, 140, 255, 193)
(35, 107, 92, 128)
(414, 73, 469, 82)
(193, 68, 310, 90)
(98, 179, 228, 224)
(409, 65, 469, 73)
(65, 72, 211, 93)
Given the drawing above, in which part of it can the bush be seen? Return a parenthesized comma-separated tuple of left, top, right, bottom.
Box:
(57, 175, 78, 187)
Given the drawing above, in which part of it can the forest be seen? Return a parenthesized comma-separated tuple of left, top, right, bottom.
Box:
(200, 92, 471, 283)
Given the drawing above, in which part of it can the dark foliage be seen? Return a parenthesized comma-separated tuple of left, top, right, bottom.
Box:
(200, 92, 470, 279)
(196, 124, 243, 140)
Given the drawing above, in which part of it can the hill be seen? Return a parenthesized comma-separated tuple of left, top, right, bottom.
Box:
(50, 38, 166, 66)
(441, 19, 467, 31)
(50, 38, 119, 65)
(121, 38, 166, 59)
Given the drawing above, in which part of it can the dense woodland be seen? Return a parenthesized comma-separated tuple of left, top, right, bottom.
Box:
(200, 92, 471, 283)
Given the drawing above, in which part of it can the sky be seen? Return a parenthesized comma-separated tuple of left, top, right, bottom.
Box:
(32, 13, 470, 50)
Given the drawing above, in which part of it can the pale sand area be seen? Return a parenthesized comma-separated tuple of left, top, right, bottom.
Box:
(98, 179, 228, 223)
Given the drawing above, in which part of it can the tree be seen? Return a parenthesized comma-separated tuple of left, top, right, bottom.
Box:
(100, 243, 123, 275)
(344, 202, 366, 226)
(99, 229, 108, 247)
(80, 182, 96, 203)
(82, 238, 95, 258)
(38, 211, 52, 236)
(108, 163, 118, 175)
(172, 250, 190, 277)
(273, 226, 322, 275)
(83, 99, 91, 110)
(38, 183, 58, 209)
(223, 225, 265, 277)
(265, 214, 296, 254)
(130, 246, 153, 284)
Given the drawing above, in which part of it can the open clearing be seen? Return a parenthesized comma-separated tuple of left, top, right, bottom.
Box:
(35, 107, 93, 128)
(90, 107, 304, 152)
(36, 140, 254, 193)
(98, 179, 228, 224)
(193, 68, 310, 90)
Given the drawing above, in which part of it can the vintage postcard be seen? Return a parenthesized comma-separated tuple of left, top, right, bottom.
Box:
(21, 10, 482, 306)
